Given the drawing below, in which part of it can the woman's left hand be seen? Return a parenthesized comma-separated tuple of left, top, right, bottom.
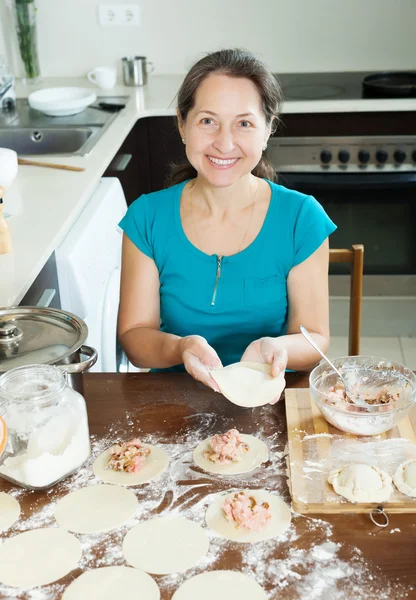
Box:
(241, 337, 288, 404)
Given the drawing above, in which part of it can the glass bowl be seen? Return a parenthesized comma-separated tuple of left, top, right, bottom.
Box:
(309, 356, 416, 436)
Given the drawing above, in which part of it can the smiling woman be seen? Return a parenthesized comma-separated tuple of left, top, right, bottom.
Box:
(117, 49, 337, 400)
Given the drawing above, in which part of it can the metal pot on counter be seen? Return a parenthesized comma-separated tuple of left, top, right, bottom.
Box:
(0, 306, 97, 394)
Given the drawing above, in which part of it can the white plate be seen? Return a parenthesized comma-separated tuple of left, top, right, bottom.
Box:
(28, 87, 97, 116)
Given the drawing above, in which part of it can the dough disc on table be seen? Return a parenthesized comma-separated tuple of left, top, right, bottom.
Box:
(328, 464, 393, 503)
(206, 489, 291, 543)
(393, 459, 416, 498)
(193, 434, 268, 475)
(172, 570, 267, 600)
(0, 528, 81, 588)
(210, 362, 285, 407)
(93, 444, 169, 486)
(0, 492, 20, 531)
(62, 566, 160, 600)
(54, 484, 138, 533)
(123, 517, 209, 574)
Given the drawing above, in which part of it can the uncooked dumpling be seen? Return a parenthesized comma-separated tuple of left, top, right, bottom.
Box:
(172, 570, 268, 600)
(393, 459, 416, 498)
(93, 443, 169, 486)
(0, 492, 20, 531)
(210, 362, 285, 407)
(328, 464, 393, 503)
(193, 433, 268, 475)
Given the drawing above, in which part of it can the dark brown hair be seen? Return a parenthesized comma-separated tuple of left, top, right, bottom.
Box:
(168, 48, 283, 186)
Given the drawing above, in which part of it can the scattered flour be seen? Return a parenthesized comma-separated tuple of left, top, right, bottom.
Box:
(0, 404, 413, 599)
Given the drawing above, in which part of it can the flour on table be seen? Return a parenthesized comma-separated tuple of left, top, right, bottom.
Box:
(206, 489, 291, 542)
(123, 517, 209, 574)
(54, 484, 138, 533)
(0, 528, 81, 588)
(0, 492, 20, 531)
(93, 443, 169, 486)
(172, 570, 267, 600)
(210, 362, 285, 407)
(193, 433, 268, 475)
(62, 566, 160, 600)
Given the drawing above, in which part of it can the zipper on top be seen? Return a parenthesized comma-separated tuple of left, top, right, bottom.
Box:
(211, 255, 223, 307)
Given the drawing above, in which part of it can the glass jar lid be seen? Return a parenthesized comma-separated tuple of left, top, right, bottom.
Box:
(0, 306, 88, 373)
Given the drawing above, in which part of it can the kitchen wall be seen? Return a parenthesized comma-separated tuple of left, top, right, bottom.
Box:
(0, 0, 415, 78)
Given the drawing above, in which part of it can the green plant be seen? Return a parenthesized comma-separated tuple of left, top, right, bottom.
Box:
(14, 0, 40, 80)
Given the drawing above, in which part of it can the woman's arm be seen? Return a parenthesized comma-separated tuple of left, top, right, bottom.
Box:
(276, 238, 331, 370)
(118, 235, 222, 383)
(118, 235, 183, 368)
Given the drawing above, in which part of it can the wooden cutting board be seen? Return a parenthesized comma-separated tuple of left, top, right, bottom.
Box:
(285, 388, 416, 514)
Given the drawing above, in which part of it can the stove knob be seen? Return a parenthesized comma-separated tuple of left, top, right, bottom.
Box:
(393, 150, 406, 163)
(375, 149, 388, 164)
(320, 150, 332, 164)
(338, 150, 350, 164)
(358, 150, 370, 164)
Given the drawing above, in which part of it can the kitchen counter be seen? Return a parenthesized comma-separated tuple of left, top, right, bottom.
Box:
(0, 371, 415, 599)
(1, 75, 416, 307)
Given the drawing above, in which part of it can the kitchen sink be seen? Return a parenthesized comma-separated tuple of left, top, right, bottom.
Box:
(0, 126, 102, 156)
(0, 96, 129, 156)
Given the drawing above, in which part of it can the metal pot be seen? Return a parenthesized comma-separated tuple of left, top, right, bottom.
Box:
(0, 306, 97, 394)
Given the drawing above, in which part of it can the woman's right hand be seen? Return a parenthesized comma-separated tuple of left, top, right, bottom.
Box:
(179, 335, 222, 392)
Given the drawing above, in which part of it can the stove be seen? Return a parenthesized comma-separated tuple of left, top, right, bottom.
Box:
(274, 71, 416, 101)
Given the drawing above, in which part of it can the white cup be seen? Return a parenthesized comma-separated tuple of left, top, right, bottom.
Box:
(87, 66, 117, 90)
(0, 148, 18, 188)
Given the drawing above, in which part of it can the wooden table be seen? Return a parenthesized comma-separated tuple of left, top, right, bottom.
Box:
(1, 372, 415, 599)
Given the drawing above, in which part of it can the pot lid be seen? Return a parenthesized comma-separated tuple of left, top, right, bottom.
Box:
(0, 306, 88, 373)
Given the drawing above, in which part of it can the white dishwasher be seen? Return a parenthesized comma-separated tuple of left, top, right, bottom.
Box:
(55, 177, 137, 372)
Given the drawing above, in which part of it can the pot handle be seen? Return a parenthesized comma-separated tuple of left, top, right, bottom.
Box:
(58, 345, 98, 374)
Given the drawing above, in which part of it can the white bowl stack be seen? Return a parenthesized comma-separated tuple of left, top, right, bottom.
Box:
(28, 87, 97, 116)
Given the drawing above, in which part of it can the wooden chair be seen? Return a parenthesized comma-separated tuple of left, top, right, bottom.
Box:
(329, 245, 364, 356)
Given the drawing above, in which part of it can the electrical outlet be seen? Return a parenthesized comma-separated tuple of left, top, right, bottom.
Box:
(98, 4, 140, 26)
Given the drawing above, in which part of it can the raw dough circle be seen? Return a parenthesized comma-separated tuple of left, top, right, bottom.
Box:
(172, 570, 268, 600)
(193, 434, 268, 475)
(0, 492, 20, 531)
(123, 517, 209, 574)
(0, 528, 81, 588)
(93, 444, 169, 486)
(206, 490, 291, 543)
(62, 566, 160, 600)
(393, 459, 416, 498)
(210, 362, 285, 407)
(54, 484, 138, 533)
(328, 464, 393, 503)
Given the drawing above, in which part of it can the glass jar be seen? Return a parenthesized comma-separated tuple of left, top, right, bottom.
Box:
(0, 364, 90, 490)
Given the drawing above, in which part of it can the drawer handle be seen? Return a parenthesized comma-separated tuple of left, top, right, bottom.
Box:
(107, 153, 132, 172)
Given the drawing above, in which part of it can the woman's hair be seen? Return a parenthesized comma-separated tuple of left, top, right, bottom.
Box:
(168, 48, 283, 186)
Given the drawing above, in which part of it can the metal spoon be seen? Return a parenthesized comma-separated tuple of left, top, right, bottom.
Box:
(300, 325, 367, 407)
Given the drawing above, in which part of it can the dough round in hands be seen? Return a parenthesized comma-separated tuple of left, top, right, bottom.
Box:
(328, 464, 393, 503)
(54, 484, 138, 533)
(210, 362, 285, 407)
(93, 443, 169, 486)
(206, 489, 291, 543)
(0, 528, 81, 588)
(0, 492, 20, 531)
(123, 517, 209, 574)
(62, 566, 160, 600)
(393, 459, 416, 498)
(172, 570, 268, 600)
(193, 434, 268, 475)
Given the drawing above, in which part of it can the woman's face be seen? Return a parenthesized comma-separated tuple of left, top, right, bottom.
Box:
(179, 74, 271, 188)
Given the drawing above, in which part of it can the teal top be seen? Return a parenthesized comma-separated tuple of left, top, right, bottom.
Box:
(119, 179, 336, 371)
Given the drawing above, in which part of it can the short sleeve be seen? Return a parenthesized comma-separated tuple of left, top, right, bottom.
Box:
(118, 194, 154, 259)
(293, 195, 337, 266)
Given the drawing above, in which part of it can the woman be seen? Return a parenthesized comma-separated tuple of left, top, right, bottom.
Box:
(118, 48, 336, 398)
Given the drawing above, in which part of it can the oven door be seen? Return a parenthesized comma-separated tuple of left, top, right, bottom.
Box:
(279, 171, 416, 288)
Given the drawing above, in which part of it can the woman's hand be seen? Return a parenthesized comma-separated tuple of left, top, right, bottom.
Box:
(180, 335, 222, 392)
(241, 337, 288, 404)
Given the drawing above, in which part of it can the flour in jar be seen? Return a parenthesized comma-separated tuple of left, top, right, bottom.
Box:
(0, 387, 90, 489)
